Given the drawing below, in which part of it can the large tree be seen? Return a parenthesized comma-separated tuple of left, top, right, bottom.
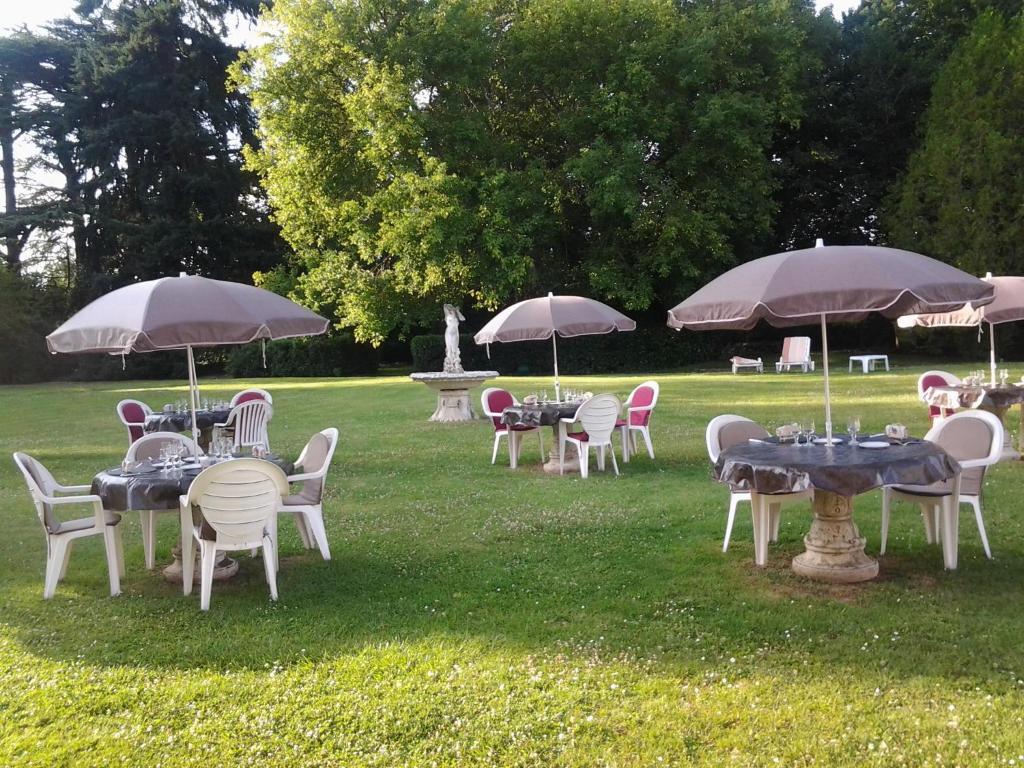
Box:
(237, 0, 818, 344)
(0, 0, 283, 298)
(887, 10, 1024, 275)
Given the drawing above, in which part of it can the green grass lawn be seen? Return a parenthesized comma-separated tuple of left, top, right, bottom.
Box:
(2, 365, 1024, 766)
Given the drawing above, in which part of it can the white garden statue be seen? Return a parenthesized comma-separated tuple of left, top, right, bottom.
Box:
(443, 304, 465, 374)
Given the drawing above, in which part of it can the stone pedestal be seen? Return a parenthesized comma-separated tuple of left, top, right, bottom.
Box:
(542, 440, 581, 474)
(792, 490, 879, 583)
(410, 371, 500, 423)
(162, 543, 239, 584)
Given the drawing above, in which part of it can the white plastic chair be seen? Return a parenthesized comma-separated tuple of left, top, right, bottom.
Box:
(730, 356, 763, 374)
(480, 387, 544, 469)
(216, 400, 273, 450)
(559, 394, 621, 478)
(116, 399, 152, 445)
(13, 452, 124, 599)
(882, 410, 1003, 567)
(179, 459, 288, 611)
(230, 388, 274, 407)
(917, 370, 962, 420)
(124, 432, 205, 569)
(277, 428, 339, 564)
(617, 380, 659, 462)
(775, 337, 815, 372)
(705, 415, 812, 555)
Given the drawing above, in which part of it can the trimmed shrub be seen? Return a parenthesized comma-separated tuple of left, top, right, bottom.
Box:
(225, 335, 379, 378)
(411, 325, 717, 374)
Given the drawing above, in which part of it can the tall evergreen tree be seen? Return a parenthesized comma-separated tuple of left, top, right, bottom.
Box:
(887, 10, 1024, 276)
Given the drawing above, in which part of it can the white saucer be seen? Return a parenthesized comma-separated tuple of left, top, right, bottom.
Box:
(858, 441, 890, 449)
(813, 437, 842, 445)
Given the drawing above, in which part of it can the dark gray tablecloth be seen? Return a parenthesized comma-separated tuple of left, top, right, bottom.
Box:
(144, 407, 233, 434)
(92, 455, 294, 512)
(927, 384, 1024, 411)
(714, 440, 960, 497)
(502, 403, 582, 427)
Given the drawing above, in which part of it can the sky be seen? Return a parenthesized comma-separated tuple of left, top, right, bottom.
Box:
(1, 0, 863, 35)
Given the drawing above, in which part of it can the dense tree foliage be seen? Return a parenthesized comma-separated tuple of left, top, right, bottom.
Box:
(3, 0, 1024, 377)
(0, 0, 284, 301)
(237, 0, 820, 344)
(888, 10, 1024, 276)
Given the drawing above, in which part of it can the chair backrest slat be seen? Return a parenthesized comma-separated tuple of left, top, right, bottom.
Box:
(224, 401, 273, 448)
(187, 460, 287, 546)
(575, 394, 621, 442)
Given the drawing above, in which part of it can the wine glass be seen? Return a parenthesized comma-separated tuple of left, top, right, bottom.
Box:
(1000, 369, 1009, 386)
(847, 416, 861, 446)
(801, 420, 815, 446)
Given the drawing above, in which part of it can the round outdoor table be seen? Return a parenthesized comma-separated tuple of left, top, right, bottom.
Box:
(714, 438, 961, 582)
(144, 407, 233, 450)
(502, 402, 583, 474)
(92, 454, 294, 587)
(924, 383, 1024, 460)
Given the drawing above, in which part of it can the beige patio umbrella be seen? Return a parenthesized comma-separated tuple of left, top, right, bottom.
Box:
(667, 242, 995, 441)
(474, 292, 636, 400)
(898, 274, 1024, 386)
(47, 273, 329, 451)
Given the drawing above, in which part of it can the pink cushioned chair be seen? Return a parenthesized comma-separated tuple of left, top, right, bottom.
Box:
(116, 399, 152, 446)
(917, 370, 961, 420)
(616, 381, 659, 462)
(230, 388, 274, 407)
(480, 388, 544, 469)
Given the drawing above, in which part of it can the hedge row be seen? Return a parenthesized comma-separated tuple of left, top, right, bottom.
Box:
(411, 326, 719, 375)
(225, 335, 379, 378)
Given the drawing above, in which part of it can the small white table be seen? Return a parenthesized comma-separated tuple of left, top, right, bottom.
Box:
(848, 354, 889, 373)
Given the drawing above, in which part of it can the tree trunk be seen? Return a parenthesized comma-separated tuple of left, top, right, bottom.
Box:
(0, 80, 21, 273)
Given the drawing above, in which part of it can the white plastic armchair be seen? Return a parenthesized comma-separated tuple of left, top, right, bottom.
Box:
(216, 399, 273, 450)
(617, 380, 659, 462)
(230, 388, 274, 407)
(178, 459, 288, 610)
(559, 394, 621, 478)
(705, 415, 812, 561)
(882, 410, 1003, 568)
(277, 427, 339, 564)
(123, 432, 204, 569)
(775, 337, 815, 373)
(13, 452, 123, 598)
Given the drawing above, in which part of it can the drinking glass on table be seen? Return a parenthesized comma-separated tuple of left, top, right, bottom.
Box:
(801, 420, 815, 446)
(847, 416, 861, 446)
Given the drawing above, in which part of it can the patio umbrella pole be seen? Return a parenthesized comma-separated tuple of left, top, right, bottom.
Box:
(821, 313, 833, 443)
(552, 333, 561, 402)
(990, 322, 997, 386)
(186, 345, 201, 455)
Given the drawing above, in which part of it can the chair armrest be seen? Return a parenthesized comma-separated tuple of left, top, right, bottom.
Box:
(213, 421, 228, 429)
(54, 483, 92, 493)
(287, 471, 323, 483)
(44, 493, 103, 506)
(956, 459, 990, 470)
(628, 404, 655, 414)
(558, 416, 578, 424)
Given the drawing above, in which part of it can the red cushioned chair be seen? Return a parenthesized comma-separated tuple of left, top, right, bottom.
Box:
(116, 399, 152, 446)
(616, 381, 659, 462)
(480, 388, 544, 469)
(917, 370, 961, 421)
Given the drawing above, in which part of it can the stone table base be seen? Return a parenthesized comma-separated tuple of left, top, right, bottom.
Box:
(791, 490, 879, 583)
(542, 440, 581, 474)
(162, 543, 239, 584)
